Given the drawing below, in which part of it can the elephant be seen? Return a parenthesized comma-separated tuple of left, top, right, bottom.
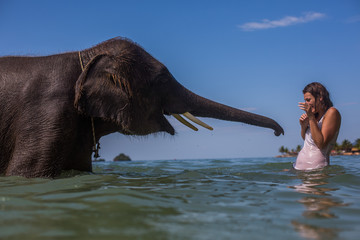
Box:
(0, 37, 284, 178)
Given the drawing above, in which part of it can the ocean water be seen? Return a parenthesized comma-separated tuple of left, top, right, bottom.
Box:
(0, 156, 359, 240)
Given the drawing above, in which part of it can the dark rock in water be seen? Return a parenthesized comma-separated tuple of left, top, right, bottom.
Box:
(113, 153, 131, 161)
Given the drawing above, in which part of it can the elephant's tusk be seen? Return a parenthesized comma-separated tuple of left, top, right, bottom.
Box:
(183, 112, 213, 130)
(172, 114, 198, 131)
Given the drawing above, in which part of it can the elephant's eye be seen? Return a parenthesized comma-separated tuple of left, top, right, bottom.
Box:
(151, 75, 167, 86)
(159, 76, 168, 84)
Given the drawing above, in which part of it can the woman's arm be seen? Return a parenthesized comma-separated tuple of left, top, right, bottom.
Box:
(309, 108, 341, 149)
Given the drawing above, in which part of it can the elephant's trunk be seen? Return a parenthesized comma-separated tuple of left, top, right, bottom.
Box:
(167, 82, 284, 136)
(191, 93, 284, 136)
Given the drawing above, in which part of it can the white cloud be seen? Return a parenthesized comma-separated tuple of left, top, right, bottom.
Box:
(238, 12, 326, 31)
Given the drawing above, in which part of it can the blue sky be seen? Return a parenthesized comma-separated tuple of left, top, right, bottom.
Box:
(1, 0, 359, 160)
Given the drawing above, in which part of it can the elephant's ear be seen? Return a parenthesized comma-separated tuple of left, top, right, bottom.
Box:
(74, 54, 130, 124)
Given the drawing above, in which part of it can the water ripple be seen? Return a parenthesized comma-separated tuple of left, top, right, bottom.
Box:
(0, 156, 359, 239)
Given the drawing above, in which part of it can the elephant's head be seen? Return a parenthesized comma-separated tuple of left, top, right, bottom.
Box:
(74, 38, 284, 137)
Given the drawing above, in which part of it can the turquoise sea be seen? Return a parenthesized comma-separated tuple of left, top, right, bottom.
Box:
(1, 155, 359, 240)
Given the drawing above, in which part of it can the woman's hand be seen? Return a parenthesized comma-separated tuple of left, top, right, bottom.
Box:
(299, 102, 315, 119)
(299, 113, 309, 129)
(299, 103, 311, 140)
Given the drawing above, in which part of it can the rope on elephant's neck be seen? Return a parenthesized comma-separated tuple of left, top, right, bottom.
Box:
(78, 51, 100, 159)
(91, 118, 100, 159)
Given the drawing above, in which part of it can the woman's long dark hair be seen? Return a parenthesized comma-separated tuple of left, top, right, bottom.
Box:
(303, 82, 333, 111)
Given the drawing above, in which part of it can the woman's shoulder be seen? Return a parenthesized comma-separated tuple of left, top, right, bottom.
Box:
(327, 107, 340, 115)
(325, 107, 341, 121)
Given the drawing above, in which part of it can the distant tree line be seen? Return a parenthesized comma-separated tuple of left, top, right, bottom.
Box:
(279, 138, 360, 155)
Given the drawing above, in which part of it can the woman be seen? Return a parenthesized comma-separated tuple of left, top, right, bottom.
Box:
(294, 82, 341, 170)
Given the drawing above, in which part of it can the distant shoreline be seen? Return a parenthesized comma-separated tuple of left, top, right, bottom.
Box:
(276, 151, 360, 158)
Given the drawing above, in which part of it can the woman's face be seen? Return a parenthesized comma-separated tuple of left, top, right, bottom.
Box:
(303, 92, 322, 113)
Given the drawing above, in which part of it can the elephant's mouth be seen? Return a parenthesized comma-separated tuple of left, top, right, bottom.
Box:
(170, 112, 213, 132)
(121, 112, 212, 136)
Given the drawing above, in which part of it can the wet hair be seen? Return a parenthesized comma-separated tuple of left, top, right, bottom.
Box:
(303, 82, 333, 110)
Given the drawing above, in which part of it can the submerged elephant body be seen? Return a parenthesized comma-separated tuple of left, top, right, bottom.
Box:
(0, 37, 283, 178)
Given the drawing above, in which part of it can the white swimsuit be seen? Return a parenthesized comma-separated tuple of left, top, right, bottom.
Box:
(294, 113, 339, 170)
